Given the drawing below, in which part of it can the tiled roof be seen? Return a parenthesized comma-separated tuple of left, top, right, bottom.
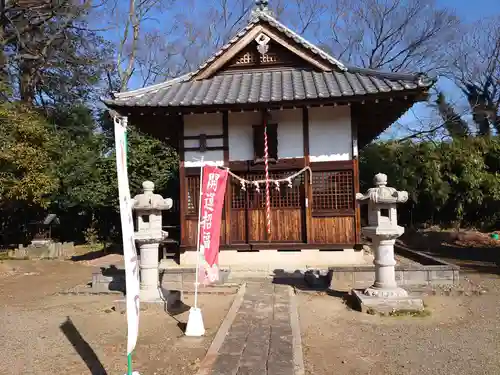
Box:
(187, 10, 347, 77)
(103, 68, 435, 108)
(107, 9, 347, 105)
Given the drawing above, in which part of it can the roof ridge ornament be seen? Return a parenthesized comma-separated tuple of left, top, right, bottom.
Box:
(255, 33, 270, 55)
(251, 0, 273, 19)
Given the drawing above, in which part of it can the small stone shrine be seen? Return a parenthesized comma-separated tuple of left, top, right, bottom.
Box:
(132, 181, 173, 302)
(353, 173, 424, 313)
(29, 213, 60, 246)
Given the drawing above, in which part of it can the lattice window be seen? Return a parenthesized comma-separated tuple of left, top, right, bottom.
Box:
(253, 123, 278, 162)
(273, 172, 303, 208)
(243, 172, 303, 209)
(186, 176, 200, 215)
(232, 49, 281, 67)
(231, 178, 247, 209)
(312, 170, 354, 212)
(235, 51, 256, 65)
(260, 52, 278, 63)
(186, 175, 226, 218)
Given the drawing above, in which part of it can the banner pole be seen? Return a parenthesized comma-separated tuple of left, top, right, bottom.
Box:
(194, 156, 205, 309)
(124, 122, 133, 375)
(114, 114, 140, 375)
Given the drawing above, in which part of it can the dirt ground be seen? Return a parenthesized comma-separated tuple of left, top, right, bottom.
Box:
(0, 260, 234, 375)
(3, 253, 500, 375)
(299, 272, 500, 375)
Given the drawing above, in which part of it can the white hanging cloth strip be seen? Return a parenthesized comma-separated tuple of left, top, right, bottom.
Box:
(221, 166, 313, 189)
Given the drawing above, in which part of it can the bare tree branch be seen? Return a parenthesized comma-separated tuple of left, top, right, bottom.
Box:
(447, 15, 500, 135)
(318, 0, 460, 74)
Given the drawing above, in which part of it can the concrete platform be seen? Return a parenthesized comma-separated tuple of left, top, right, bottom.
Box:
(179, 249, 367, 272)
(329, 263, 460, 291)
(352, 289, 424, 314)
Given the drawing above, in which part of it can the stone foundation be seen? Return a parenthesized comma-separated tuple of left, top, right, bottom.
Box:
(179, 249, 366, 272)
(352, 289, 424, 314)
(8, 242, 76, 260)
(91, 272, 126, 293)
(91, 266, 233, 294)
(329, 264, 460, 290)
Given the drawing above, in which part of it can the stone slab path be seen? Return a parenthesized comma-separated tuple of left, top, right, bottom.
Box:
(196, 281, 304, 375)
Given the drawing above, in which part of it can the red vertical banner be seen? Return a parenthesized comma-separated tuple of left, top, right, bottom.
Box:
(198, 165, 228, 284)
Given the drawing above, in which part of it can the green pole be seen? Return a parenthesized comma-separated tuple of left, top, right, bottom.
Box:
(124, 131, 128, 154)
(127, 353, 132, 375)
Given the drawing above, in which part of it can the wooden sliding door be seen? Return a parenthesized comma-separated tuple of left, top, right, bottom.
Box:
(230, 171, 306, 244)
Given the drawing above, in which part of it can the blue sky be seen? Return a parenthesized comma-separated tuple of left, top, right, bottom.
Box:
(441, 0, 500, 21)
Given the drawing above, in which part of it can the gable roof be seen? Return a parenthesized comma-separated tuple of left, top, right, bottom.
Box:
(104, 68, 434, 108)
(189, 10, 347, 79)
(103, 7, 435, 109)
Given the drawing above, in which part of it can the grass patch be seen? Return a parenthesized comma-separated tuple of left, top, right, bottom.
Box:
(73, 243, 106, 256)
(365, 307, 432, 317)
(0, 255, 30, 261)
(0, 251, 28, 260)
(387, 308, 432, 317)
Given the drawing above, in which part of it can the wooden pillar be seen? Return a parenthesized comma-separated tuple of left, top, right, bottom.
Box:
(178, 115, 187, 247)
(351, 114, 361, 244)
(302, 107, 312, 244)
(223, 111, 231, 245)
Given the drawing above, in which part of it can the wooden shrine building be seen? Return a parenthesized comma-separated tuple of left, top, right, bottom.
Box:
(103, 1, 435, 266)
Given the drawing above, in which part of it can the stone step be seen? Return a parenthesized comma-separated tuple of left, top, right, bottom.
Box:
(91, 267, 237, 294)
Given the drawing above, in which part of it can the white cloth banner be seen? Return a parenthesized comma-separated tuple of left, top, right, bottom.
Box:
(114, 116, 140, 355)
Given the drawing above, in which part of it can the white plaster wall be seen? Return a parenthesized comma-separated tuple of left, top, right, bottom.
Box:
(309, 106, 352, 161)
(228, 111, 259, 161)
(183, 106, 352, 165)
(228, 109, 304, 161)
(183, 112, 224, 167)
(270, 109, 303, 159)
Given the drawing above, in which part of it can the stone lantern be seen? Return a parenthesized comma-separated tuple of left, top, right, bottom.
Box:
(354, 173, 423, 312)
(131, 181, 173, 302)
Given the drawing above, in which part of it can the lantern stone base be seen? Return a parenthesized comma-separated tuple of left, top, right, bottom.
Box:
(364, 286, 409, 298)
(352, 289, 424, 315)
(140, 288, 164, 303)
(113, 291, 182, 313)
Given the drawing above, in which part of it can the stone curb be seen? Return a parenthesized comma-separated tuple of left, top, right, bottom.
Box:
(289, 287, 305, 375)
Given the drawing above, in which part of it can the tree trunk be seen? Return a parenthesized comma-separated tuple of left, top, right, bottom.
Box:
(19, 60, 36, 104)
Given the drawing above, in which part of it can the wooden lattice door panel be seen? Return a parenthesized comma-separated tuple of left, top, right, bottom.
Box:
(186, 176, 200, 217)
(230, 179, 247, 244)
(245, 172, 304, 209)
(184, 175, 226, 247)
(310, 216, 356, 244)
(310, 169, 356, 244)
(186, 175, 227, 218)
(311, 170, 354, 216)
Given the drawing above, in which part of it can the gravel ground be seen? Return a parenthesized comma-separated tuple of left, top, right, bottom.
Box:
(298, 272, 500, 375)
(0, 260, 234, 375)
